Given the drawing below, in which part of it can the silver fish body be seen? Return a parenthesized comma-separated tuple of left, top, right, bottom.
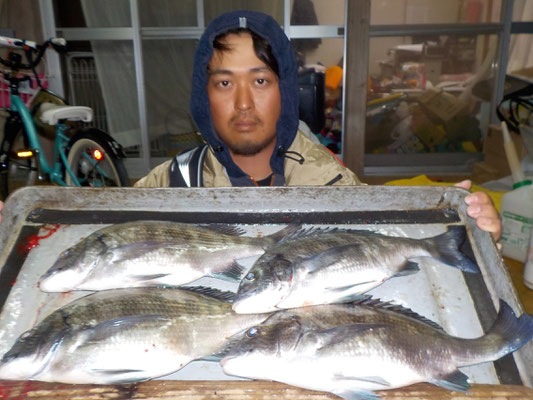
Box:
(0, 288, 270, 384)
(233, 226, 479, 313)
(39, 221, 296, 292)
(222, 299, 533, 399)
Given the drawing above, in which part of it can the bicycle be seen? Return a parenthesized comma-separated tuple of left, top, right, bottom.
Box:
(0, 35, 130, 201)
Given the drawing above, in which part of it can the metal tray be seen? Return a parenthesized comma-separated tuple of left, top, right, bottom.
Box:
(0, 185, 531, 387)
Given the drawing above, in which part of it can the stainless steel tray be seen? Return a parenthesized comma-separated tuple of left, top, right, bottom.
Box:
(0, 185, 530, 386)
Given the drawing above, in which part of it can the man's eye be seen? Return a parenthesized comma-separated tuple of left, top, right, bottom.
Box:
(256, 78, 266, 85)
(219, 80, 229, 87)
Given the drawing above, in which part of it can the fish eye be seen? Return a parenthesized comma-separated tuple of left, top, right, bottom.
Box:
(246, 327, 259, 338)
(19, 331, 31, 341)
(245, 272, 256, 281)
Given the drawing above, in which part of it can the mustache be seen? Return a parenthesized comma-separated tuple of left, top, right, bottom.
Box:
(230, 114, 262, 124)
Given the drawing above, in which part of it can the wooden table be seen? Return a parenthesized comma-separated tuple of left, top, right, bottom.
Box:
(0, 380, 532, 400)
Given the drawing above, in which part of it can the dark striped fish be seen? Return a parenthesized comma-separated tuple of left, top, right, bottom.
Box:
(0, 287, 272, 384)
(39, 221, 297, 292)
(222, 298, 533, 399)
(233, 225, 479, 313)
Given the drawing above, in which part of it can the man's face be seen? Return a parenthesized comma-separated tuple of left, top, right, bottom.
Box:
(207, 33, 281, 156)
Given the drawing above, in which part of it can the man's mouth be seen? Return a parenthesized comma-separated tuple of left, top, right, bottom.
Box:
(232, 118, 260, 131)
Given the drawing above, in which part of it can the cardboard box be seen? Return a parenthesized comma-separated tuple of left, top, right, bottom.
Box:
(471, 124, 527, 183)
(417, 87, 468, 122)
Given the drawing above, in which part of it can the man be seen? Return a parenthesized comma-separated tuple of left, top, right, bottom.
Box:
(133, 10, 501, 240)
(0, 10, 501, 241)
(135, 10, 360, 188)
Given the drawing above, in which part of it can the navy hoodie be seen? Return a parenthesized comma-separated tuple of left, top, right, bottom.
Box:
(189, 10, 299, 186)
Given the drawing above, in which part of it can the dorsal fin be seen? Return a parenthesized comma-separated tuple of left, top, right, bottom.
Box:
(178, 286, 235, 302)
(277, 226, 385, 244)
(277, 226, 340, 243)
(344, 296, 446, 332)
(200, 224, 247, 236)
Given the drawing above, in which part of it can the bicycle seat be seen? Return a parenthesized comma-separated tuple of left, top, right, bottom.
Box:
(38, 102, 93, 125)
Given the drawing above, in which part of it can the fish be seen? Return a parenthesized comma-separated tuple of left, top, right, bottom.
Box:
(221, 298, 533, 400)
(39, 221, 298, 292)
(232, 225, 479, 313)
(0, 287, 272, 384)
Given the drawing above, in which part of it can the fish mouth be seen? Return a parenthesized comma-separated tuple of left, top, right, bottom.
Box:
(39, 267, 85, 292)
(219, 356, 233, 367)
(219, 355, 242, 372)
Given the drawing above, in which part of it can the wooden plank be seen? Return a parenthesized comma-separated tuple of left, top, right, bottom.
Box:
(342, 0, 370, 177)
(0, 380, 532, 400)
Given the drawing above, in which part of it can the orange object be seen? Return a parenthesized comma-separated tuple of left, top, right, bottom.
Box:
(325, 65, 343, 90)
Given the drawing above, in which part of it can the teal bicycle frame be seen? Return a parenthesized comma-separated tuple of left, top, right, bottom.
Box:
(0, 34, 129, 199)
(10, 93, 113, 187)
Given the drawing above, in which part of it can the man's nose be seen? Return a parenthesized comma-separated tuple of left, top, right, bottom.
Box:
(235, 84, 253, 112)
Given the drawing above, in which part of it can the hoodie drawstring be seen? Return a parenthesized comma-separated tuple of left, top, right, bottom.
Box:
(277, 147, 305, 164)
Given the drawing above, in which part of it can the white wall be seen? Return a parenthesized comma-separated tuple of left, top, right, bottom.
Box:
(300, 0, 345, 67)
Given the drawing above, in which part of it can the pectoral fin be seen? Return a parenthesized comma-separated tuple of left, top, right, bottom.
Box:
(316, 324, 387, 352)
(301, 244, 362, 274)
(328, 282, 376, 292)
(132, 273, 171, 284)
(93, 368, 144, 375)
(393, 261, 419, 277)
(110, 242, 182, 263)
(84, 315, 170, 343)
(210, 261, 246, 282)
(89, 369, 150, 384)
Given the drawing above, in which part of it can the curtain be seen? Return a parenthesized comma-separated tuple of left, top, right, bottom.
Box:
(507, 0, 533, 74)
(80, 0, 280, 149)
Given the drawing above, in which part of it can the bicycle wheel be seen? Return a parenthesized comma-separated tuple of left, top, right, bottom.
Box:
(65, 128, 130, 187)
(0, 123, 37, 201)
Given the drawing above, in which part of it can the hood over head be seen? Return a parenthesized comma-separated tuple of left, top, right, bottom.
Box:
(190, 10, 299, 186)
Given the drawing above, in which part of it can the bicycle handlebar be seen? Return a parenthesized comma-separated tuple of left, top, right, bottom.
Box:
(0, 35, 66, 71)
(0, 36, 38, 50)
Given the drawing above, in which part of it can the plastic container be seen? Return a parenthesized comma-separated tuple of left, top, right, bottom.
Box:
(524, 228, 533, 290)
(500, 121, 533, 262)
(500, 182, 533, 262)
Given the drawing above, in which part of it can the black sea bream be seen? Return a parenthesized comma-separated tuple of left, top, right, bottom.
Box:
(0, 287, 271, 384)
(222, 298, 533, 400)
(233, 225, 479, 313)
(39, 221, 297, 292)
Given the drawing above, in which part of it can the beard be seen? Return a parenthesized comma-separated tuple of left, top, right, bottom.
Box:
(227, 133, 277, 156)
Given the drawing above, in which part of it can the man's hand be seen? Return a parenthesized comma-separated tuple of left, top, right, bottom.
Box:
(454, 180, 502, 242)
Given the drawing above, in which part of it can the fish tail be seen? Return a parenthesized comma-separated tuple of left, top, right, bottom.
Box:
(264, 223, 302, 245)
(464, 300, 533, 364)
(430, 225, 480, 273)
